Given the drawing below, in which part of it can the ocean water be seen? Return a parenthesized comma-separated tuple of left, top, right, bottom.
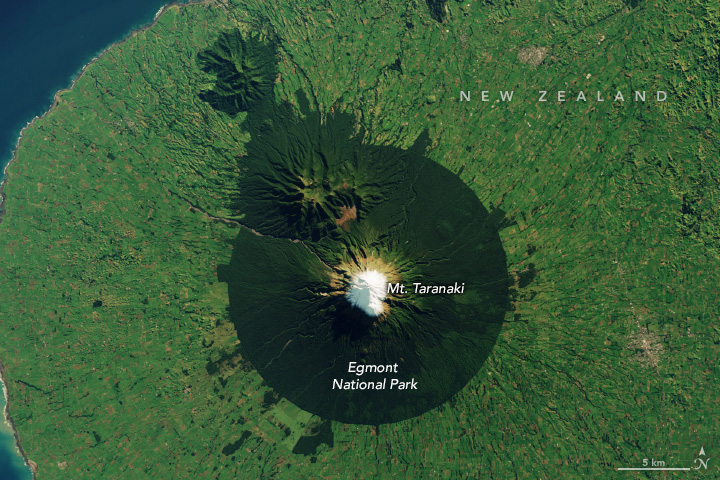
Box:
(0, 1, 181, 477)
(0, 0, 179, 174)
(0, 380, 31, 480)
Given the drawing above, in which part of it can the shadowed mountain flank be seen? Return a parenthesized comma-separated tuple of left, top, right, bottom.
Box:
(197, 29, 277, 116)
(209, 31, 510, 424)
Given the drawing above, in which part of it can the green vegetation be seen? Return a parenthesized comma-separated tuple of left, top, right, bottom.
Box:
(0, 0, 718, 478)
(218, 49, 508, 423)
(197, 30, 277, 116)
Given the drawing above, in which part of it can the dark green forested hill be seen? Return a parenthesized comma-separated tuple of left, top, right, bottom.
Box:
(0, 0, 718, 478)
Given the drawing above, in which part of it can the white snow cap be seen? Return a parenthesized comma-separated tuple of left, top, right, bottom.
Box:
(346, 269, 388, 317)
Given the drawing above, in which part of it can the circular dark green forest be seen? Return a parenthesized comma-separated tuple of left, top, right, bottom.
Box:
(208, 31, 510, 424)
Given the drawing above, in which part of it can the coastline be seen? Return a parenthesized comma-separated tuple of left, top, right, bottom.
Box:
(0, 0, 208, 222)
(0, 1, 210, 476)
(0, 361, 36, 478)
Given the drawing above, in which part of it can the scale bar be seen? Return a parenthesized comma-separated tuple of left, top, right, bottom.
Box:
(617, 468, 691, 471)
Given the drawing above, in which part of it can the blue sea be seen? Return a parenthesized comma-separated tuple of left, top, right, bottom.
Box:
(0, 0, 181, 174)
(0, 1, 182, 477)
(0, 379, 30, 480)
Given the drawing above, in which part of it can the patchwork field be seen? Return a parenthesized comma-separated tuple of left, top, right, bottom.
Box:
(0, 0, 718, 478)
